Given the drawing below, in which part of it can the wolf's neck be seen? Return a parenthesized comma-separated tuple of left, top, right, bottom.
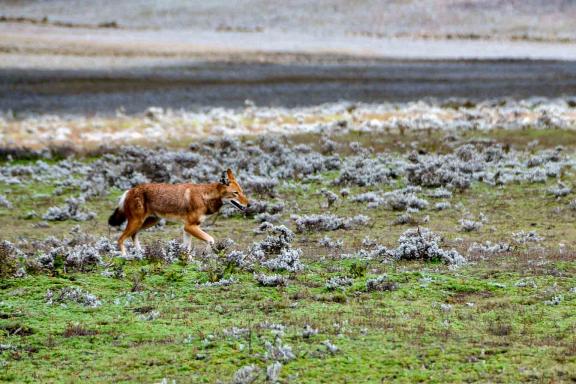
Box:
(204, 197, 223, 214)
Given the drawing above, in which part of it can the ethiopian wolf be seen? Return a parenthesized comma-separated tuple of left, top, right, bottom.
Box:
(108, 169, 249, 255)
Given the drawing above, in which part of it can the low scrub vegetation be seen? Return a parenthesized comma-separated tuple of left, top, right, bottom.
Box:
(1, 98, 575, 383)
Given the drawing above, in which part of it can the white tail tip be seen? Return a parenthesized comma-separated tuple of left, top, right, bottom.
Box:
(118, 191, 129, 210)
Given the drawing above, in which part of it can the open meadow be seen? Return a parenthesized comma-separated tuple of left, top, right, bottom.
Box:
(1, 98, 576, 383)
(2, 1, 576, 382)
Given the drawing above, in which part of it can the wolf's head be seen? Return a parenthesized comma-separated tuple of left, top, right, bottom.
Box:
(219, 168, 249, 211)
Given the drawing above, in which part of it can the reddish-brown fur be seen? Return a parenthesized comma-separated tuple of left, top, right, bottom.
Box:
(110, 169, 248, 255)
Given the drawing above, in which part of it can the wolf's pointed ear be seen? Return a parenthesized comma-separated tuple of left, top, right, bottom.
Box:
(226, 168, 237, 182)
(220, 171, 230, 186)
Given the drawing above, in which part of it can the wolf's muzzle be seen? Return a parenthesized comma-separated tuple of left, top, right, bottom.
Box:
(230, 200, 246, 211)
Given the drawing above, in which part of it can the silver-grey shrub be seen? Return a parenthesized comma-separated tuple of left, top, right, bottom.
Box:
(547, 183, 572, 197)
(434, 201, 451, 210)
(255, 273, 288, 287)
(366, 275, 397, 292)
(264, 338, 295, 362)
(325, 276, 353, 291)
(250, 225, 295, 258)
(43, 197, 96, 222)
(231, 365, 260, 384)
(266, 361, 282, 383)
(0, 195, 12, 209)
(46, 287, 102, 307)
(318, 236, 343, 249)
(261, 248, 304, 273)
(393, 228, 466, 265)
(294, 214, 369, 233)
(226, 250, 254, 270)
(65, 244, 103, 271)
(460, 219, 483, 232)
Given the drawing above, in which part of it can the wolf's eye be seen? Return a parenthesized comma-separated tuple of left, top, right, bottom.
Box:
(233, 191, 239, 195)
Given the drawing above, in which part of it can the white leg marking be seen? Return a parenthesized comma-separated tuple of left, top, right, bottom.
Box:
(183, 228, 192, 250)
(134, 234, 142, 251)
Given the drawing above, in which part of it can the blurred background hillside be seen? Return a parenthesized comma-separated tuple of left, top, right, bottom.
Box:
(1, 0, 575, 115)
(3, 0, 576, 40)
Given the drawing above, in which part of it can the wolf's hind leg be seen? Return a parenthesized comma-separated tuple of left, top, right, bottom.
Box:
(118, 218, 145, 256)
(129, 216, 160, 252)
(132, 233, 142, 251)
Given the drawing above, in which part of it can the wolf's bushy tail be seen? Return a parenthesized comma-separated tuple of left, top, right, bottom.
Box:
(109, 191, 128, 227)
(108, 207, 126, 227)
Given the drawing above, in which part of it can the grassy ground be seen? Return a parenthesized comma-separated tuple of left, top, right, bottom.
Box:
(1, 129, 576, 383)
(2, 258, 574, 383)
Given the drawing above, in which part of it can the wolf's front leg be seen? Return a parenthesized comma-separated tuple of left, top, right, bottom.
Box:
(182, 228, 192, 250)
(184, 223, 215, 255)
